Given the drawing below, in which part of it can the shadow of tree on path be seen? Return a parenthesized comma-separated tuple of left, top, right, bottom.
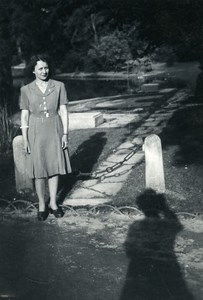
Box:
(120, 189, 194, 300)
(57, 132, 107, 204)
(160, 105, 203, 166)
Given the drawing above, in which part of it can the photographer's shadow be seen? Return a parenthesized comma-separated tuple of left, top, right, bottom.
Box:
(120, 189, 194, 300)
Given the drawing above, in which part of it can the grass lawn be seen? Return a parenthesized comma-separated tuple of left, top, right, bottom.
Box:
(110, 101, 203, 214)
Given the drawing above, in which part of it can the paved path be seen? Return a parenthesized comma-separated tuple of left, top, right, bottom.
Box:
(64, 89, 189, 207)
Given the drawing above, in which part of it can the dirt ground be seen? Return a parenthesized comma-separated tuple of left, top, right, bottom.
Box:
(0, 210, 202, 300)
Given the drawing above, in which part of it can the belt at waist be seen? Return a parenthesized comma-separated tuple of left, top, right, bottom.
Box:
(30, 112, 58, 119)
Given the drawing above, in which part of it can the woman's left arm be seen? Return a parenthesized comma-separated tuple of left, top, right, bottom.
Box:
(59, 104, 69, 149)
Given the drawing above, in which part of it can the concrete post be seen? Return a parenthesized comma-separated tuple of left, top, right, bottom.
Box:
(13, 135, 33, 192)
(144, 134, 165, 193)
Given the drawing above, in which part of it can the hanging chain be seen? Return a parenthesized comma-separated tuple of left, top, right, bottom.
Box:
(74, 145, 143, 181)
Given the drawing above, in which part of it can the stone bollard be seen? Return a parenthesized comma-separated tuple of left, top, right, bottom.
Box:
(144, 134, 165, 193)
(13, 135, 33, 193)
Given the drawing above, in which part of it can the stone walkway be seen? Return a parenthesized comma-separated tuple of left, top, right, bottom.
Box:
(63, 89, 189, 207)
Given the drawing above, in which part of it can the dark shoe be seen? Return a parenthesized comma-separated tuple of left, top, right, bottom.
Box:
(37, 210, 48, 221)
(49, 207, 64, 218)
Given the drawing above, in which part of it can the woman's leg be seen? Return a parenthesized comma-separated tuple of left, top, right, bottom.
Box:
(35, 178, 46, 211)
(48, 175, 59, 210)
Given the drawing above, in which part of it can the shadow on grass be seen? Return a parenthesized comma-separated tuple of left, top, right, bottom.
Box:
(160, 105, 203, 166)
(57, 132, 107, 204)
(120, 189, 194, 300)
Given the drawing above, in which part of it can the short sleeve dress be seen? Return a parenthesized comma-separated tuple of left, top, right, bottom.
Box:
(19, 79, 72, 179)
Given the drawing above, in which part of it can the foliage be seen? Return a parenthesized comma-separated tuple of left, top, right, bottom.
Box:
(1, 0, 203, 75)
(8, 0, 68, 64)
(0, 103, 18, 152)
(85, 32, 132, 72)
(0, 0, 14, 111)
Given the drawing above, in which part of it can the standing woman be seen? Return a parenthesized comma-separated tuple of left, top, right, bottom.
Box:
(20, 54, 72, 220)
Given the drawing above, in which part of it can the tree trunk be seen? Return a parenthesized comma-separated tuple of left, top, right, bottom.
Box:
(91, 14, 99, 46)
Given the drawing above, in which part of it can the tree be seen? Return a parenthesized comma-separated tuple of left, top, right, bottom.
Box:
(8, 0, 71, 64)
(0, 0, 13, 107)
(85, 31, 132, 71)
(1, 0, 203, 77)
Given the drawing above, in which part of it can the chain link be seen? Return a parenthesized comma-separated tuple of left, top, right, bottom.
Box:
(75, 145, 142, 181)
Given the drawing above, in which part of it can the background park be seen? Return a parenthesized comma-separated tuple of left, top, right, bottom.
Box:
(0, 1, 203, 299)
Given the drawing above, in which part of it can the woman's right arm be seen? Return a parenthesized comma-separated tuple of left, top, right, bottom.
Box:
(21, 109, 30, 153)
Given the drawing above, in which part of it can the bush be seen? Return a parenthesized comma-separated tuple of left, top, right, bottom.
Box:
(85, 32, 132, 72)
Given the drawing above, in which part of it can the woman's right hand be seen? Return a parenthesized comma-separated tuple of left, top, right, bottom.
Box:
(23, 140, 31, 154)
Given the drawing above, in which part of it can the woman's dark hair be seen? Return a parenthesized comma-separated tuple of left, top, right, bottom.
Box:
(24, 54, 54, 82)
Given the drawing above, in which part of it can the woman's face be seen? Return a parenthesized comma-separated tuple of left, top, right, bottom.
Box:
(33, 60, 49, 81)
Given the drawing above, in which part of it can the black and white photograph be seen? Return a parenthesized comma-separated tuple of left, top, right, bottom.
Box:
(0, 1, 202, 299)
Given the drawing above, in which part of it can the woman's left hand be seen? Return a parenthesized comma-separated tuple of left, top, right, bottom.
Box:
(62, 134, 69, 150)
